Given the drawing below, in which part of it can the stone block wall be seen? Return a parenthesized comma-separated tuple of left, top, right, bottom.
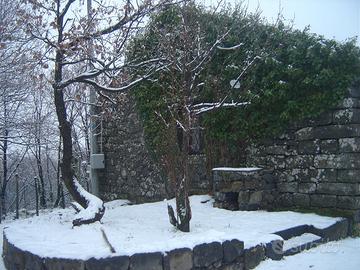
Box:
(213, 168, 278, 211)
(98, 94, 210, 203)
(99, 85, 360, 212)
(3, 233, 267, 270)
(98, 93, 167, 203)
(246, 86, 360, 212)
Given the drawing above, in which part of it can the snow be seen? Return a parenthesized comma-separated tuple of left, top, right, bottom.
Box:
(283, 233, 321, 251)
(217, 43, 244, 50)
(230, 79, 241, 89)
(73, 179, 104, 221)
(212, 167, 262, 172)
(3, 195, 342, 261)
(256, 237, 360, 270)
(192, 101, 250, 115)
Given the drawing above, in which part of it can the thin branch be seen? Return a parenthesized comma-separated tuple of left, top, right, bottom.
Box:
(100, 228, 116, 253)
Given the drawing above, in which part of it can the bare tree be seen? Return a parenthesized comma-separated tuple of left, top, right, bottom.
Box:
(133, 1, 258, 232)
(0, 0, 35, 219)
(18, 0, 178, 225)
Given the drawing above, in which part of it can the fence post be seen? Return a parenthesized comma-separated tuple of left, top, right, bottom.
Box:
(15, 174, 19, 219)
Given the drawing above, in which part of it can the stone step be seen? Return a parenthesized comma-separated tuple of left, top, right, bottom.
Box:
(269, 219, 350, 258)
(282, 232, 322, 256)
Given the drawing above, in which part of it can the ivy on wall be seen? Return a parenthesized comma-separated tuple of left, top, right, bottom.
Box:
(132, 4, 360, 166)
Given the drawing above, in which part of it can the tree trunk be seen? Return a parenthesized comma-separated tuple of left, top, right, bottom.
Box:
(53, 87, 88, 207)
(52, 42, 104, 225)
(54, 139, 62, 208)
(46, 146, 54, 203)
(15, 174, 19, 219)
(34, 177, 39, 216)
(1, 128, 8, 219)
(172, 122, 192, 232)
(36, 140, 47, 208)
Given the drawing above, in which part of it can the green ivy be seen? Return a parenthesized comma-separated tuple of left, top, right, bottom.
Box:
(131, 4, 360, 165)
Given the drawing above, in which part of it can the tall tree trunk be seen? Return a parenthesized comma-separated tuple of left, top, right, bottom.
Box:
(36, 139, 46, 207)
(176, 125, 192, 232)
(169, 121, 192, 232)
(46, 146, 54, 203)
(1, 128, 8, 219)
(53, 87, 88, 208)
(54, 139, 62, 208)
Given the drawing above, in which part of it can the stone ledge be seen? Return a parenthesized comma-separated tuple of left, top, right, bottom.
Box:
(4, 234, 265, 270)
(4, 218, 350, 270)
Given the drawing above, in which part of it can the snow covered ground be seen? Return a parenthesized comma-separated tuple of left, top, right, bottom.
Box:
(256, 237, 360, 270)
(3, 195, 341, 261)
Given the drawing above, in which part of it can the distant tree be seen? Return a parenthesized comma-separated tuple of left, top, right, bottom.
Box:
(0, 0, 35, 219)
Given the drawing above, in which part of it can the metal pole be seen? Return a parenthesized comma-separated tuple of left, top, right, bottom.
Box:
(87, 0, 99, 196)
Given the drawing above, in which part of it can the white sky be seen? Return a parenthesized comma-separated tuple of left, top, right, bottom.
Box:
(198, 0, 360, 44)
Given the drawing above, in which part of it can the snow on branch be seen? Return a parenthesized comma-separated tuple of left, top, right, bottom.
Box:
(56, 58, 168, 91)
(230, 55, 262, 91)
(192, 101, 250, 115)
(191, 29, 231, 73)
(72, 178, 105, 227)
(155, 111, 169, 127)
(55, 69, 103, 89)
(81, 75, 147, 93)
(217, 43, 244, 50)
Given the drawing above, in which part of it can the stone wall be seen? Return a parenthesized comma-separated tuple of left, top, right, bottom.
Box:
(246, 86, 360, 212)
(99, 85, 360, 212)
(98, 94, 210, 203)
(213, 168, 277, 211)
(4, 220, 351, 270)
(2, 233, 258, 270)
(98, 93, 167, 203)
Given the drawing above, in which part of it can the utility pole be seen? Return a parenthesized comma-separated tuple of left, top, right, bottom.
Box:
(87, 0, 99, 196)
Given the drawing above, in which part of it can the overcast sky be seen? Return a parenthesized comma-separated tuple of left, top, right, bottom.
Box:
(198, 0, 360, 44)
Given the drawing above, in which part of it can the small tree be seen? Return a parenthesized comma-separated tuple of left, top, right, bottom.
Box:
(132, 1, 257, 232)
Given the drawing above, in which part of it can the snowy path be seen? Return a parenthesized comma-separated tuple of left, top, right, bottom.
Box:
(256, 237, 360, 270)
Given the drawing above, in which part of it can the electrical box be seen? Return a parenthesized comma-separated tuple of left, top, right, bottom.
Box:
(91, 154, 105, 169)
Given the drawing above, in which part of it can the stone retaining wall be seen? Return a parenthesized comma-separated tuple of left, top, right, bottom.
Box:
(2, 234, 268, 270)
(247, 86, 360, 212)
(4, 219, 350, 270)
